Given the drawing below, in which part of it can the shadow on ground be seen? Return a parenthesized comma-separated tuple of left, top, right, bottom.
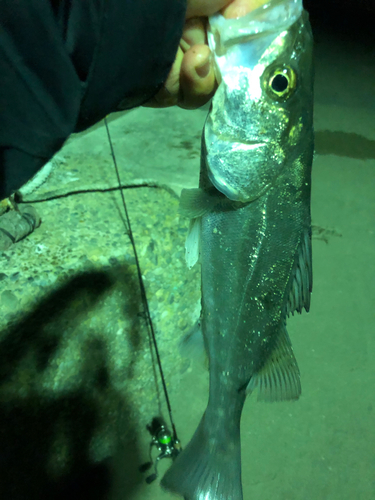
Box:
(0, 267, 147, 500)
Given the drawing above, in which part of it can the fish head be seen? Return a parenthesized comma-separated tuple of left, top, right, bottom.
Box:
(204, 9, 314, 202)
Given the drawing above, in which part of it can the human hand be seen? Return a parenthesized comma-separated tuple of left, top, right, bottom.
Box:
(144, 0, 265, 110)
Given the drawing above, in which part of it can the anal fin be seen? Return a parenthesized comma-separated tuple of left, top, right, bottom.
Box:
(247, 325, 301, 402)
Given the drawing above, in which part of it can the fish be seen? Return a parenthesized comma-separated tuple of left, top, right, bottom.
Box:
(161, 1, 314, 499)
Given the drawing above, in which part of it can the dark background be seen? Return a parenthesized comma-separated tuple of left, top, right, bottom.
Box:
(305, 0, 375, 43)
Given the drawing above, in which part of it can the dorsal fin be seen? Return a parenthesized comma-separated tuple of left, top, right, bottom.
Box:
(286, 228, 312, 316)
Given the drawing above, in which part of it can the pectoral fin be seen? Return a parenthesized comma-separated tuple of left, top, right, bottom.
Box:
(179, 187, 241, 218)
(180, 188, 249, 269)
(179, 188, 220, 218)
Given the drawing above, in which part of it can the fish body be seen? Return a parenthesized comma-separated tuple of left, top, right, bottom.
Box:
(162, 1, 314, 498)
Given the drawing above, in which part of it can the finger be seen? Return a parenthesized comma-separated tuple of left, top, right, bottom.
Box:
(186, 0, 228, 18)
(178, 44, 216, 110)
(221, 0, 266, 19)
(143, 47, 183, 108)
(182, 17, 207, 47)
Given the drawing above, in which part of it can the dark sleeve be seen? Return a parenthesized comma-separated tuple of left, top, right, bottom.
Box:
(0, 0, 187, 198)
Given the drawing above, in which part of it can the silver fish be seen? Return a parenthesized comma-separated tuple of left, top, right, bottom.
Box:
(162, 1, 314, 498)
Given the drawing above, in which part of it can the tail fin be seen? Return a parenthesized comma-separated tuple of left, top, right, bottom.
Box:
(161, 413, 243, 500)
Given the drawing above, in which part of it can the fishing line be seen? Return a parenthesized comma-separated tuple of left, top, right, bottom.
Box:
(104, 118, 179, 445)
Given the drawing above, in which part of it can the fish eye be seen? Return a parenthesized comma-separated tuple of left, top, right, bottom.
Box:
(262, 65, 297, 101)
(271, 73, 289, 92)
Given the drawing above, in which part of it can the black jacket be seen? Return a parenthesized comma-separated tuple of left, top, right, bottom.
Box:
(0, 0, 187, 197)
